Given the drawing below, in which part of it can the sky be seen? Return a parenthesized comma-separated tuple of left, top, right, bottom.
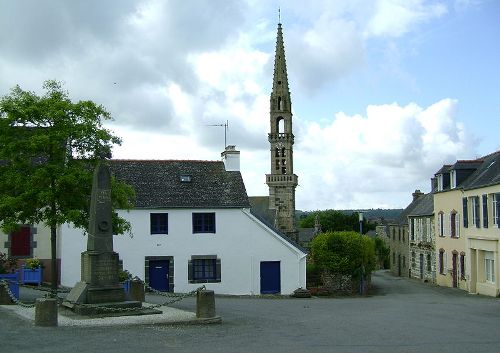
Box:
(1, 0, 499, 211)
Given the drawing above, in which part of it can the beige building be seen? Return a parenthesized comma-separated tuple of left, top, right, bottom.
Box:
(433, 152, 500, 296)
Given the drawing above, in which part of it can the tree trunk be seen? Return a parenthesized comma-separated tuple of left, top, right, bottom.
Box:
(50, 225, 57, 295)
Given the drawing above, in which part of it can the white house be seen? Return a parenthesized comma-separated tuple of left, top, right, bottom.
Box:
(60, 151, 307, 295)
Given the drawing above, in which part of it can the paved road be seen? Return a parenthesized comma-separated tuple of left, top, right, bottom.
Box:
(1, 270, 499, 353)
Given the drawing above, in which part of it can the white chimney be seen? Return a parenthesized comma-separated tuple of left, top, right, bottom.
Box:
(221, 145, 240, 171)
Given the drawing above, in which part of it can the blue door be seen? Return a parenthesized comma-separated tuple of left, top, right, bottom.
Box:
(260, 261, 281, 294)
(149, 260, 170, 291)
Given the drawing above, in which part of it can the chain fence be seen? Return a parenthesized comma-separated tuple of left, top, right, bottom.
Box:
(1, 274, 206, 314)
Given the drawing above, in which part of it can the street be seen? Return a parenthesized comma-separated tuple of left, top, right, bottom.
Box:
(1, 270, 499, 353)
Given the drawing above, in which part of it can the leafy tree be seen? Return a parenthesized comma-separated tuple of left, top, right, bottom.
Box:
(373, 237, 390, 269)
(310, 231, 375, 278)
(0, 81, 134, 293)
(299, 210, 375, 233)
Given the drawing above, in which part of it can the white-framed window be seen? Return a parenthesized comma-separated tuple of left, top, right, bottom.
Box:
(438, 212, 444, 237)
(485, 251, 495, 283)
(472, 196, 480, 228)
(493, 193, 499, 226)
(437, 175, 444, 191)
(450, 212, 460, 238)
(450, 170, 456, 189)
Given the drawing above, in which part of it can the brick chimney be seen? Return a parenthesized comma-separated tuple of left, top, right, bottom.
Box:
(221, 145, 240, 171)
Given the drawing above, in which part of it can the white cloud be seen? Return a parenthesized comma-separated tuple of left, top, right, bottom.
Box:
(364, 0, 447, 38)
(294, 99, 474, 210)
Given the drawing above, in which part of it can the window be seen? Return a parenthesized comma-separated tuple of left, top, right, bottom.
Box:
(188, 256, 221, 283)
(393, 252, 396, 265)
(450, 212, 459, 238)
(180, 175, 191, 182)
(460, 253, 466, 280)
(494, 193, 499, 227)
(410, 219, 415, 241)
(482, 194, 489, 228)
(398, 228, 401, 242)
(485, 251, 495, 283)
(450, 170, 456, 189)
(150, 213, 168, 234)
(438, 212, 444, 237)
(192, 213, 216, 233)
(472, 196, 480, 228)
(439, 249, 445, 275)
(463, 197, 468, 228)
(411, 251, 416, 269)
(426, 254, 432, 272)
(437, 174, 443, 191)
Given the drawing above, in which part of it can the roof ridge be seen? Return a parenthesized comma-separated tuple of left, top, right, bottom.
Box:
(110, 159, 221, 163)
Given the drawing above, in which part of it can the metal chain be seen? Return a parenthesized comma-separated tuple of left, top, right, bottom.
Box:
(62, 285, 205, 313)
(0, 280, 36, 308)
(1, 274, 205, 313)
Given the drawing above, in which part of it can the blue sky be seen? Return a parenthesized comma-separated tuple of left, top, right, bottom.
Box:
(1, 0, 498, 210)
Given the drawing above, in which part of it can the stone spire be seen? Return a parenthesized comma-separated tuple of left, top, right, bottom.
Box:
(266, 22, 298, 243)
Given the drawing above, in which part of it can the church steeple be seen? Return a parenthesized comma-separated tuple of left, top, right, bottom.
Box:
(266, 22, 298, 242)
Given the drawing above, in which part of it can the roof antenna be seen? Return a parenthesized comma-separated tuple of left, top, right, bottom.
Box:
(206, 120, 229, 149)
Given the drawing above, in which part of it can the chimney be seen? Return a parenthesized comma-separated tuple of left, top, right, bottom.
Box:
(412, 189, 424, 201)
(221, 145, 240, 171)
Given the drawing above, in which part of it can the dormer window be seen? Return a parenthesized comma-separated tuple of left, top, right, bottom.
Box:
(437, 174, 443, 191)
(450, 170, 456, 189)
(180, 175, 191, 183)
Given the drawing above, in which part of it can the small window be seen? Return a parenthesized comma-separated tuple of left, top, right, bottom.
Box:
(472, 196, 480, 228)
(150, 213, 168, 234)
(450, 212, 457, 238)
(494, 193, 500, 227)
(180, 175, 191, 182)
(438, 212, 444, 237)
(192, 213, 216, 233)
(463, 197, 469, 228)
(188, 256, 221, 283)
(482, 194, 488, 228)
(426, 254, 432, 272)
(485, 251, 495, 283)
(439, 249, 445, 275)
(460, 253, 466, 280)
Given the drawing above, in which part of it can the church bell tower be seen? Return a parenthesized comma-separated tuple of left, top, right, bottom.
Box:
(266, 22, 298, 242)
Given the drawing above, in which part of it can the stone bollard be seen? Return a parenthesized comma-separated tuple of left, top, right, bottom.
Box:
(129, 280, 145, 302)
(35, 297, 58, 327)
(196, 290, 216, 319)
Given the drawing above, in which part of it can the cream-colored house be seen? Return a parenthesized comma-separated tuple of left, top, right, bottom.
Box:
(433, 152, 500, 296)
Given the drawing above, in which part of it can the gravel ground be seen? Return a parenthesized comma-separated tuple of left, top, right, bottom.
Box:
(0, 303, 198, 326)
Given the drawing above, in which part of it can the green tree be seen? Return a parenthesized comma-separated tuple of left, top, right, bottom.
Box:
(374, 237, 390, 269)
(0, 81, 134, 293)
(310, 231, 376, 279)
(299, 210, 375, 233)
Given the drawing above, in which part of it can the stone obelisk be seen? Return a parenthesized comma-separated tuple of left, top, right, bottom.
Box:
(63, 160, 141, 314)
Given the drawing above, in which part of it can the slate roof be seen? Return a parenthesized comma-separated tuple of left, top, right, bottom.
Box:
(460, 151, 500, 190)
(109, 160, 250, 209)
(407, 193, 433, 217)
(396, 196, 424, 226)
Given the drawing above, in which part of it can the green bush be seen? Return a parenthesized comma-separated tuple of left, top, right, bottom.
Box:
(310, 231, 376, 278)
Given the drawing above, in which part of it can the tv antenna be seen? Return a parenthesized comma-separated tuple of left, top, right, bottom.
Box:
(206, 120, 229, 149)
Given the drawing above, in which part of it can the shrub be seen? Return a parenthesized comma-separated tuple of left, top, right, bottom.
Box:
(0, 252, 17, 273)
(25, 258, 41, 269)
(310, 231, 376, 278)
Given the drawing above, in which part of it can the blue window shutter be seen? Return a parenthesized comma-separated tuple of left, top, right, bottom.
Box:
(462, 198, 468, 228)
(497, 193, 500, 228)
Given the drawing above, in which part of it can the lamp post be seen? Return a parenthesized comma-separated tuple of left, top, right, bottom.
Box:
(359, 212, 364, 295)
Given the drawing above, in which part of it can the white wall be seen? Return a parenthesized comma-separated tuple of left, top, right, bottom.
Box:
(60, 208, 306, 295)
